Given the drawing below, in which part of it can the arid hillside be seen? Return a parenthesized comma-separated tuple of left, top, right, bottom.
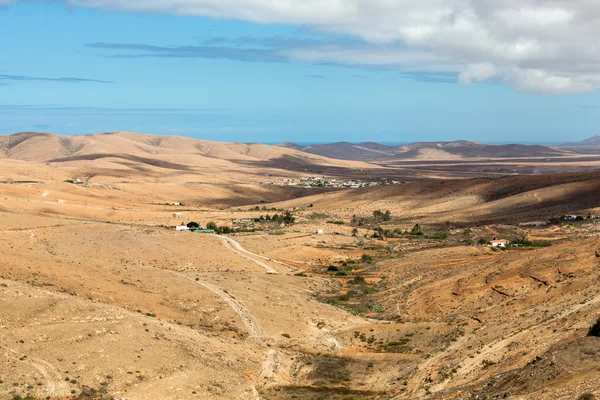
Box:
(0, 132, 376, 184)
(268, 171, 600, 226)
(1, 132, 599, 400)
(278, 140, 575, 161)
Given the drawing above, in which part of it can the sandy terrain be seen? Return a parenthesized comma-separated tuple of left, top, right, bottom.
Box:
(1, 132, 600, 400)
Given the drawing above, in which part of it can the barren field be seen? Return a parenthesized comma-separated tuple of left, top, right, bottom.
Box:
(1, 132, 600, 400)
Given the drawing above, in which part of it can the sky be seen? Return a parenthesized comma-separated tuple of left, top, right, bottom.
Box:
(1, 0, 600, 144)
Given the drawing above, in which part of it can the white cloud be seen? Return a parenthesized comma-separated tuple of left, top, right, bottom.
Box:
(458, 63, 499, 85)
(13, 0, 600, 94)
(504, 68, 600, 95)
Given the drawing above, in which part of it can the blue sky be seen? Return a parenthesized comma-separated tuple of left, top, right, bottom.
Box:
(1, 1, 599, 143)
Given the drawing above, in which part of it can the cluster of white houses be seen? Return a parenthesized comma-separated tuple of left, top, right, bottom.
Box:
(261, 176, 401, 189)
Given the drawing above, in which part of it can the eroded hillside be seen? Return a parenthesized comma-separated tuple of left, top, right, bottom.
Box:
(1, 133, 599, 400)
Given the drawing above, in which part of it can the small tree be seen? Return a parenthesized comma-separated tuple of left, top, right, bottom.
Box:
(410, 224, 424, 236)
(187, 221, 200, 229)
(372, 210, 384, 221)
(383, 210, 392, 221)
(478, 238, 489, 246)
(361, 254, 373, 264)
(282, 211, 295, 225)
(352, 227, 359, 237)
(206, 221, 217, 230)
(217, 225, 231, 234)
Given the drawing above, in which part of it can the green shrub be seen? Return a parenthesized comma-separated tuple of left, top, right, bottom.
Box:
(327, 265, 339, 272)
(589, 317, 600, 337)
(370, 303, 385, 313)
(577, 394, 595, 400)
(432, 232, 447, 240)
(350, 276, 366, 285)
(410, 224, 424, 236)
(511, 237, 552, 248)
(186, 221, 200, 229)
(215, 225, 231, 234)
(206, 221, 217, 230)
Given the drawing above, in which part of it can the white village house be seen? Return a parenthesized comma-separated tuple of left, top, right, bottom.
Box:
(490, 239, 508, 248)
(176, 224, 190, 232)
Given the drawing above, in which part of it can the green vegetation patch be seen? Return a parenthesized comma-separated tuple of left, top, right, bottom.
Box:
(259, 385, 386, 400)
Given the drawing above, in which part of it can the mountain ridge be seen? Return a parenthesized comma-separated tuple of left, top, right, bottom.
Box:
(561, 135, 600, 147)
(278, 139, 573, 161)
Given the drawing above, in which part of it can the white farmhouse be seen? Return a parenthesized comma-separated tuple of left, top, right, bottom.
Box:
(490, 239, 508, 248)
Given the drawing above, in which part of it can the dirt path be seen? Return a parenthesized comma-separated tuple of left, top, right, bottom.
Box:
(218, 236, 279, 274)
(456, 292, 600, 381)
(260, 349, 278, 382)
(224, 238, 298, 272)
(31, 357, 72, 398)
(172, 272, 267, 341)
(3, 346, 71, 398)
(401, 291, 600, 399)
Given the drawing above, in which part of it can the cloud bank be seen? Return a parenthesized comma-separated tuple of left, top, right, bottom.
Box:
(8, 0, 600, 94)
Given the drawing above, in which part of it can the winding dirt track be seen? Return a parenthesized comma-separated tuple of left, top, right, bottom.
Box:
(218, 236, 280, 274)
(172, 272, 267, 341)
(3, 346, 71, 398)
(456, 292, 600, 380)
(402, 291, 600, 398)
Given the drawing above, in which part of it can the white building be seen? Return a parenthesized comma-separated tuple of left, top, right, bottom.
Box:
(176, 225, 190, 232)
(491, 239, 508, 248)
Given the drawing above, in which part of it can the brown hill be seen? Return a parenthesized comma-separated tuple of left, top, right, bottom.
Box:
(278, 140, 572, 161)
(0, 131, 375, 183)
(267, 171, 600, 225)
(562, 135, 600, 147)
(1, 137, 600, 400)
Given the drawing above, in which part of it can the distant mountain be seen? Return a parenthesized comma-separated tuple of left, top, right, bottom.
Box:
(561, 135, 600, 147)
(278, 141, 397, 161)
(276, 140, 571, 161)
(276, 142, 305, 151)
(0, 131, 370, 177)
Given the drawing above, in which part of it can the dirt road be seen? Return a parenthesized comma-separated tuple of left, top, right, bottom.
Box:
(173, 272, 267, 341)
(218, 236, 281, 274)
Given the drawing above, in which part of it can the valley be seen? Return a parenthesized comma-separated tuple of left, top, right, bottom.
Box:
(1, 132, 600, 400)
